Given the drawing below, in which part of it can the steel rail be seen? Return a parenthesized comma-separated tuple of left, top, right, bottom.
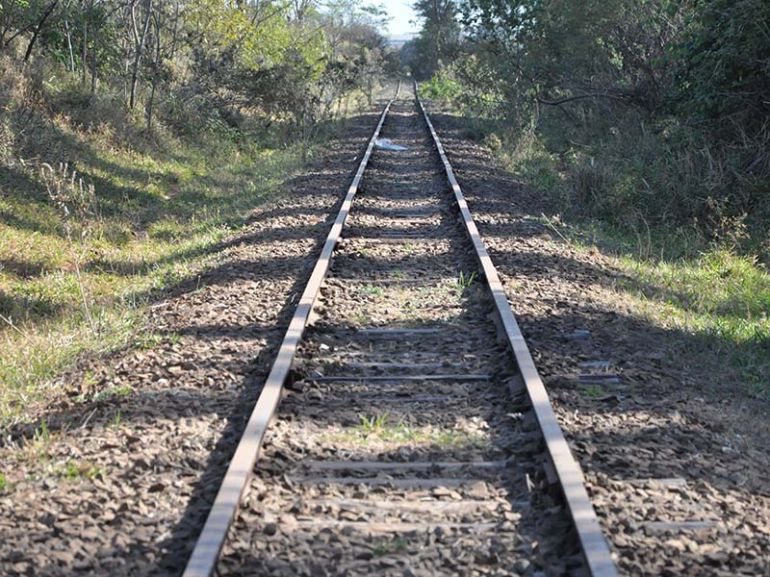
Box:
(415, 89, 619, 577)
(181, 97, 395, 577)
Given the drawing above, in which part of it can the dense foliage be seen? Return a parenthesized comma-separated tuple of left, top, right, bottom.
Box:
(415, 0, 770, 253)
(0, 0, 396, 136)
(401, 0, 459, 80)
(0, 0, 400, 419)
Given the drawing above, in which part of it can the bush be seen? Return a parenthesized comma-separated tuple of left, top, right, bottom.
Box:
(418, 69, 463, 103)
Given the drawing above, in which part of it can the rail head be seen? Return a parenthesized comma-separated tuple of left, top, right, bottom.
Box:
(414, 90, 619, 577)
(181, 97, 395, 577)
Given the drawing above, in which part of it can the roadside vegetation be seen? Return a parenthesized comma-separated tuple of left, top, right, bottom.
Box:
(408, 0, 770, 398)
(0, 0, 400, 428)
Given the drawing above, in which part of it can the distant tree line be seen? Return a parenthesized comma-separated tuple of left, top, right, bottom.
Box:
(0, 0, 399, 135)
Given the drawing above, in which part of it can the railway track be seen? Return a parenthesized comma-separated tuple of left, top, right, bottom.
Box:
(183, 86, 618, 577)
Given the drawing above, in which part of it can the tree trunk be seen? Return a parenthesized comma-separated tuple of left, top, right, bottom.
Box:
(146, 12, 162, 131)
(129, 0, 153, 110)
(64, 19, 75, 72)
(169, 0, 179, 60)
(24, 0, 60, 63)
(90, 33, 98, 99)
(81, 24, 88, 85)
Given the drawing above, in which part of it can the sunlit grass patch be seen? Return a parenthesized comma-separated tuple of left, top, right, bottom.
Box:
(0, 309, 144, 425)
(616, 248, 770, 398)
(325, 413, 488, 450)
(623, 249, 770, 321)
(533, 210, 770, 400)
(0, 121, 311, 429)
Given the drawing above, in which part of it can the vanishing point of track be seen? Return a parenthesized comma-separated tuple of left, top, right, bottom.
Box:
(182, 85, 618, 577)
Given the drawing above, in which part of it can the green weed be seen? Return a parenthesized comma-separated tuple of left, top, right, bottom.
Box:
(134, 331, 178, 350)
(94, 386, 133, 403)
(351, 311, 372, 325)
(582, 385, 603, 398)
(359, 285, 384, 297)
(453, 271, 477, 295)
(34, 420, 51, 454)
(372, 538, 408, 556)
(60, 459, 103, 480)
(358, 413, 390, 435)
(111, 410, 123, 431)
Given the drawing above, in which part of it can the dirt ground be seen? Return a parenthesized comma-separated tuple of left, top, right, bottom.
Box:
(428, 109, 770, 577)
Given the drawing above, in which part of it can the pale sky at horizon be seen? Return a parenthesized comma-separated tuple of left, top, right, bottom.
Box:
(384, 0, 420, 37)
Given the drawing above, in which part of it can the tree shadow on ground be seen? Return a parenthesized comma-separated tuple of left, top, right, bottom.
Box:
(3, 103, 768, 577)
(0, 105, 399, 576)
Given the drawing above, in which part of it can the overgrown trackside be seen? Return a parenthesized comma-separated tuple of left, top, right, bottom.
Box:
(0, 56, 390, 428)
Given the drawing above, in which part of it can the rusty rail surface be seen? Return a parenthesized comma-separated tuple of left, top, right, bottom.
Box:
(416, 88, 618, 577)
(182, 84, 618, 577)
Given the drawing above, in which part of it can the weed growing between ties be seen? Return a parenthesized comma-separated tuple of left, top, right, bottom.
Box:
(453, 271, 477, 296)
(348, 281, 471, 326)
(581, 385, 604, 398)
(325, 412, 488, 450)
(372, 538, 408, 557)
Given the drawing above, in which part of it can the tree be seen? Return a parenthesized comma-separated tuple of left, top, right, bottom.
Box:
(411, 0, 459, 78)
(672, 0, 770, 132)
(0, 0, 395, 144)
(1, 0, 59, 52)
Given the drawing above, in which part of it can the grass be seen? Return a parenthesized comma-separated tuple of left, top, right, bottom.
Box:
(372, 538, 408, 556)
(616, 248, 770, 398)
(111, 410, 122, 431)
(537, 214, 770, 399)
(453, 271, 477, 296)
(0, 85, 352, 430)
(326, 412, 488, 449)
(32, 419, 51, 458)
(358, 412, 390, 434)
(93, 385, 133, 403)
(60, 459, 103, 481)
(582, 385, 604, 398)
(359, 284, 384, 297)
(481, 118, 770, 401)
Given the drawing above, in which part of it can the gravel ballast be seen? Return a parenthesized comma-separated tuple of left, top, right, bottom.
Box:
(427, 106, 770, 577)
(0, 108, 385, 577)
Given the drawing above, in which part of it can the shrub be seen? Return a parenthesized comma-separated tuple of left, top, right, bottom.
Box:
(418, 68, 463, 103)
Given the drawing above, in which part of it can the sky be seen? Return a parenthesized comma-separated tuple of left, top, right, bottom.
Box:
(385, 0, 420, 37)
